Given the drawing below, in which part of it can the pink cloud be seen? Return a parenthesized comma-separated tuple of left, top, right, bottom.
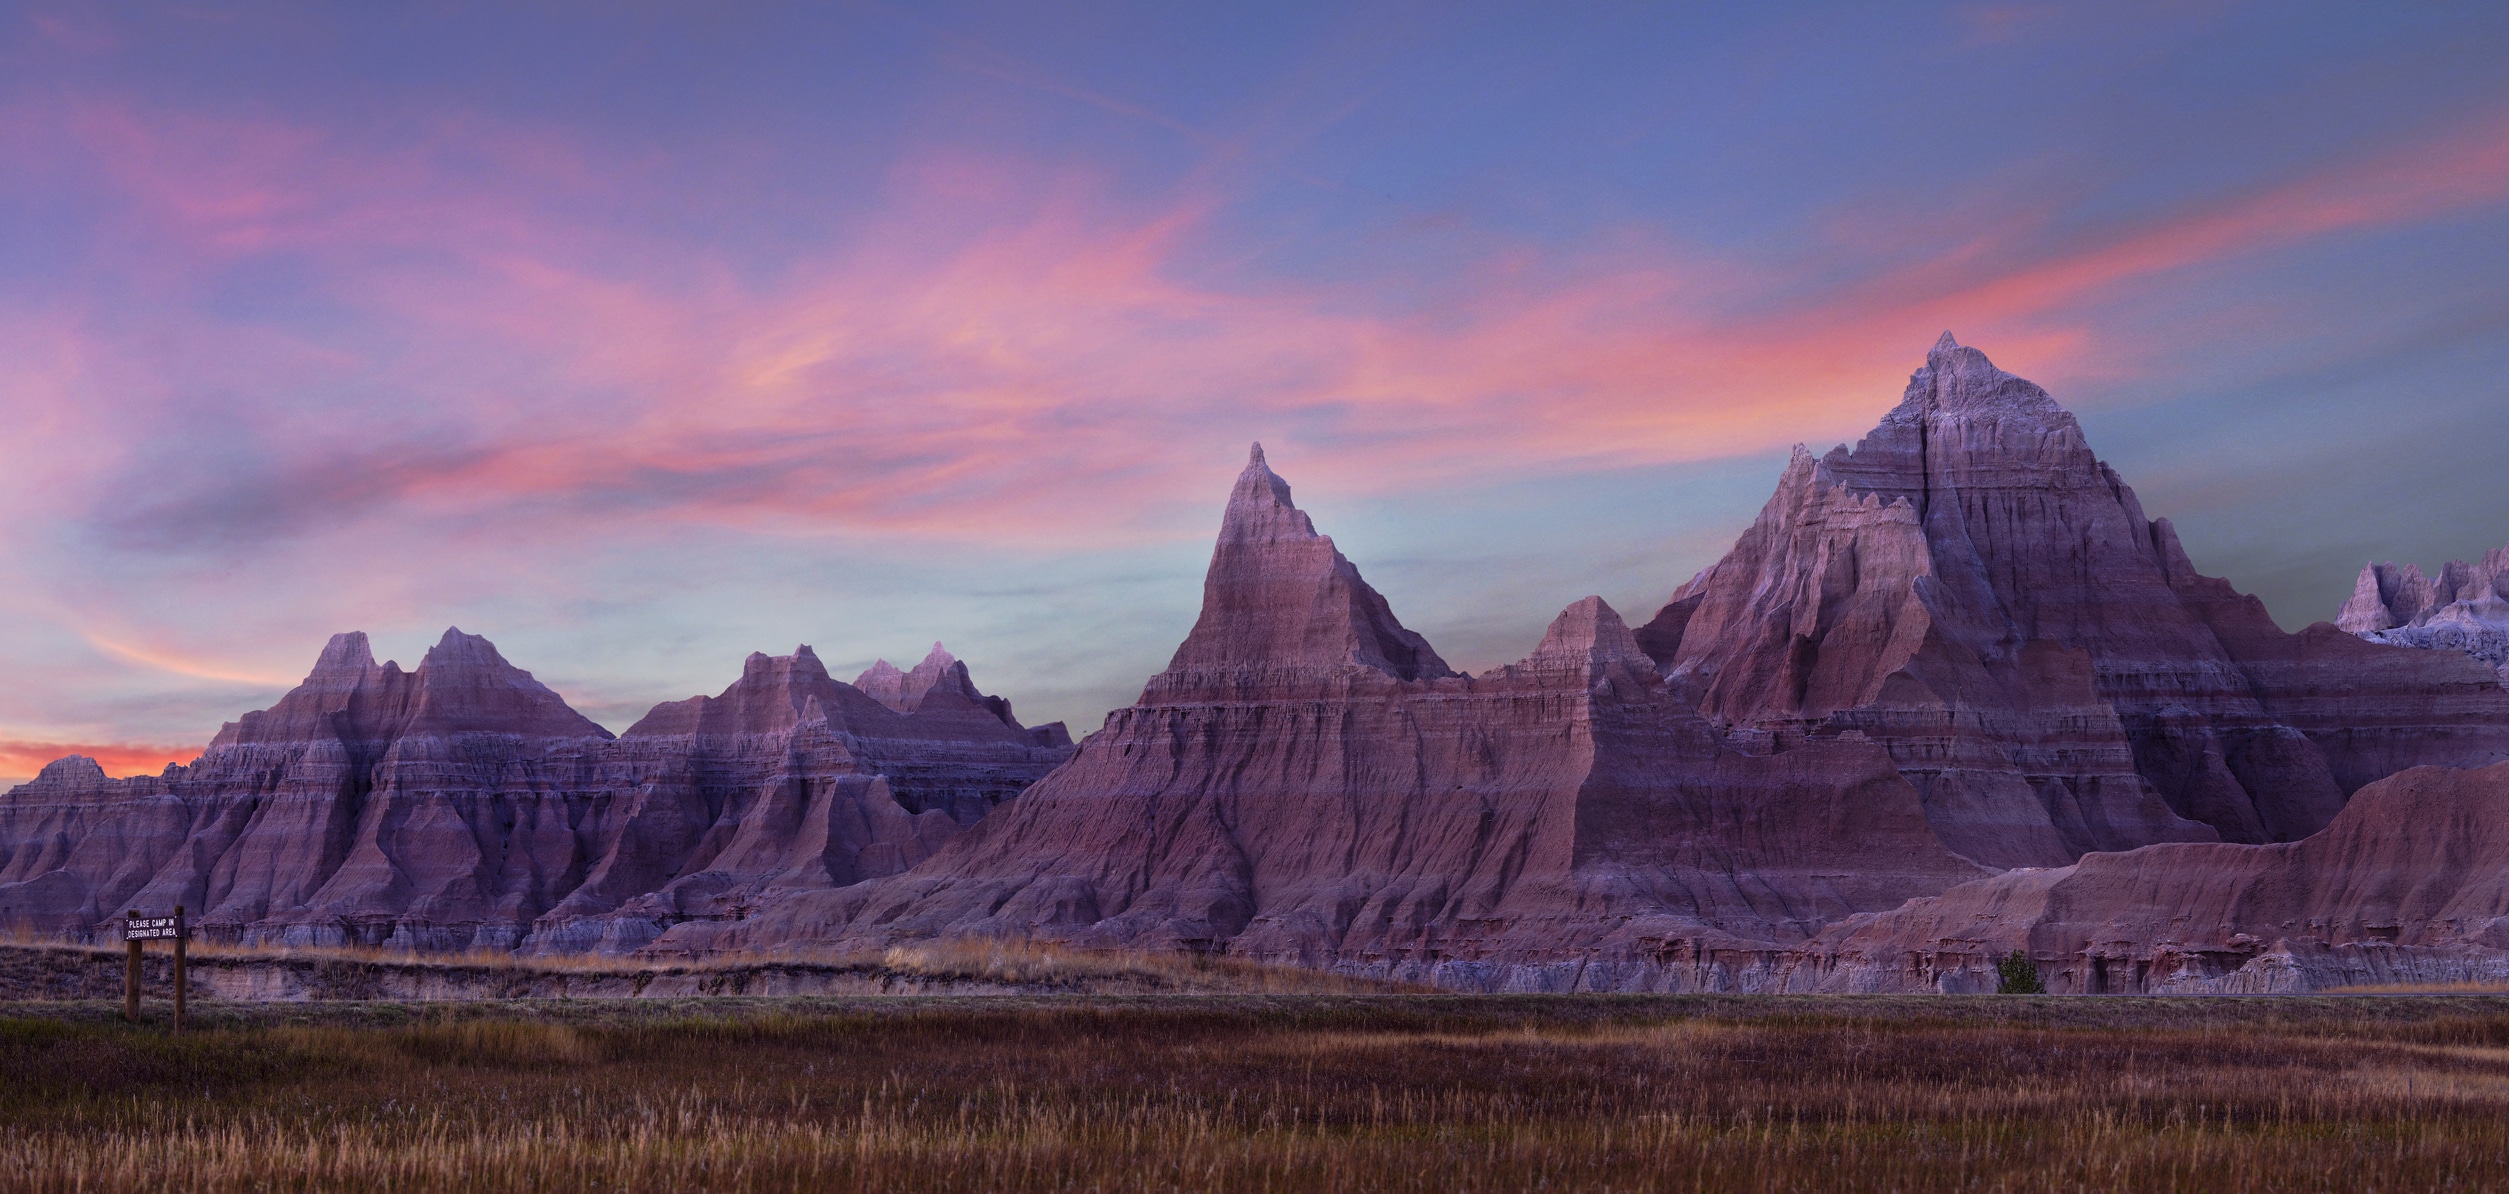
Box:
(10, 89, 2509, 566)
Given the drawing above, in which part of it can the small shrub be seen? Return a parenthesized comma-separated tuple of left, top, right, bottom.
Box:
(1994, 950, 2046, 995)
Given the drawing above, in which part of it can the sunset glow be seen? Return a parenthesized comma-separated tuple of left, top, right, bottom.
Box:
(4, 4, 2508, 784)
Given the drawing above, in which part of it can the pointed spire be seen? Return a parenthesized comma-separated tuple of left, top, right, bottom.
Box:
(1931, 330, 1960, 356)
(853, 658, 910, 711)
(1164, 443, 1453, 684)
(307, 631, 379, 683)
(1520, 596, 1653, 674)
(1227, 441, 1300, 522)
(2337, 563, 2399, 633)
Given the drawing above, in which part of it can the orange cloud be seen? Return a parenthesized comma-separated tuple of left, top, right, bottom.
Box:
(0, 740, 201, 782)
(77, 632, 300, 687)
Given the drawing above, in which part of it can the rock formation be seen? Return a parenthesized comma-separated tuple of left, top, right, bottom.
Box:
(652, 445, 1989, 988)
(1793, 762, 2509, 994)
(1640, 333, 2509, 867)
(7, 335, 2506, 992)
(2338, 543, 2509, 681)
(0, 631, 1072, 953)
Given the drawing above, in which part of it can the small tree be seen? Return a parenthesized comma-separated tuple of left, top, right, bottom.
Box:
(1994, 949, 2045, 995)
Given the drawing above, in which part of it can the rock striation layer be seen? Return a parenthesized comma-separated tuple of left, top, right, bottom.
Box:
(653, 445, 1989, 989)
(1640, 334, 2509, 867)
(1791, 763, 2509, 994)
(0, 632, 1073, 953)
(2338, 543, 2509, 682)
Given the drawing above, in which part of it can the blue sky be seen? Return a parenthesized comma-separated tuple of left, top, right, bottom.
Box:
(5, 1, 2509, 782)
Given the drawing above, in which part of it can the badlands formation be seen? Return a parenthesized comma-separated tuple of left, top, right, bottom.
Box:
(2340, 543, 2509, 681)
(5, 335, 2506, 992)
(0, 634, 1071, 953)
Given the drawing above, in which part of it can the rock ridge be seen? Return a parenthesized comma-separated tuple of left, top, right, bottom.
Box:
(0, 631, 1074, 953)
(1640, 334, 2509, 868)
(647, 451, 1988, 972)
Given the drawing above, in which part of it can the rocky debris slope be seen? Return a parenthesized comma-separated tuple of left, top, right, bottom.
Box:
(2339, 544, 2509, 682)
(0, 632, 1073, 954)
(1639, 334, 2509, 868)
(1790, 763, 2509, 994)
(653, 445, 1988, 990)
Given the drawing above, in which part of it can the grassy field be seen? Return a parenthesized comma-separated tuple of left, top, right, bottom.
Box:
(5, 994, 2509, 1191)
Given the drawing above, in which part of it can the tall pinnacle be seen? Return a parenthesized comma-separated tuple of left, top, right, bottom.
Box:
(1228, 441, 1299, 522)
(1164, 444, 1453, 684)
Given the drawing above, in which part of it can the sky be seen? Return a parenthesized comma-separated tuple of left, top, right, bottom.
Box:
(5, 2, 2509, 787)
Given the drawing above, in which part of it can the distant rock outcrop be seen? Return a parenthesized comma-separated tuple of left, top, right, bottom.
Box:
(653, 445, 1988, 986)
(2338, 544, 2509, 682)
(1641, 334, 2509, 867)
(0, 632, 1073, 953)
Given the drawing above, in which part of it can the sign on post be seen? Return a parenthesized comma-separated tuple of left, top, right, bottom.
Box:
(120, 907, 188, 1032)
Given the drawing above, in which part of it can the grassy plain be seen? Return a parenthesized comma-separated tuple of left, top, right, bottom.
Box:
(4, 993, 2508, 1192)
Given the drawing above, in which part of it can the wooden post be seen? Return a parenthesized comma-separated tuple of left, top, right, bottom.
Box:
(172, 905, 187, 1034)
(124, 909, 141, 1024)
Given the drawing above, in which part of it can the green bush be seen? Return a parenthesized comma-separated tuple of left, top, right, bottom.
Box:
(1994, 950, 2046, 995)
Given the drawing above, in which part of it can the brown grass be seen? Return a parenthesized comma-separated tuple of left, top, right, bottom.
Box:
(4, 996, 2509, 1191)
(0, 933, 1424, 997)
(2329, 981, 2509, 995)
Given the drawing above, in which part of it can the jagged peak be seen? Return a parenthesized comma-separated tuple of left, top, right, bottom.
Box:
(1163, 443, 1454, 683)
(1882, 334, 2069, 425)
(739, 647, 831, 684)
(306, 631, 379, 682)
(1520, 596, 1653, 672)
(35, 755, 108, 785)
(1223, 441, 1310, 538)
(1780, 443, 1819, 484)
(914, 642, 958, 671)
(422, 626, 511, 670)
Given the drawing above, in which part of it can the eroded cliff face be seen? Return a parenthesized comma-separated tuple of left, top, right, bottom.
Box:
(1643, 334, 2509, 867)
(2339, 544, 2509, 682)
(654, 446, 1987, 981)
(0, 632, 1073, 953)
(1791, 763, 2509, 994)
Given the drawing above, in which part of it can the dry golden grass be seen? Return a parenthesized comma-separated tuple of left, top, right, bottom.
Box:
(5, 997, 2509, 1191)
(0, 932, 1422, 996)
(2329, 981, 2509, 995)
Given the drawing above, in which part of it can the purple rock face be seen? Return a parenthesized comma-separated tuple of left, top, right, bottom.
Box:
(1797, 762, 2509, 994)
(0, 632, 1074, 953)
(1157, 444, 1455, 691)
(652, 449, 1987, 982)
(1642, 334, 2509, 866)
